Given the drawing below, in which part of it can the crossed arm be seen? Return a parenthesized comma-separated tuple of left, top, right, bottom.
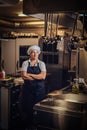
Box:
(21, 71, 46, 80)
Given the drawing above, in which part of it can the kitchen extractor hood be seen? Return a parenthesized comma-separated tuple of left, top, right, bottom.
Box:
(23, 0, 87, 14)
(29, 13, 77, 29)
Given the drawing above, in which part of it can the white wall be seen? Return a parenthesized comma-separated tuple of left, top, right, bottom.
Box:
(1, 39, 16, 74)
(1, 37, 39, 75)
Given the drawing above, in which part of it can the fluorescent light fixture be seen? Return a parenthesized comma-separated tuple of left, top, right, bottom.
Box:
(24, 21, 44, 25)
(18, 13, 27, 16)
(30, 14, 45, 20)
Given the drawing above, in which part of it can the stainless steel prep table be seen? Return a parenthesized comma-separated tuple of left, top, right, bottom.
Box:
(33, 91, 87, 130)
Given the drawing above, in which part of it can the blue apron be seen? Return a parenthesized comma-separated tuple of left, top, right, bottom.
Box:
(20, 62, 46, 127)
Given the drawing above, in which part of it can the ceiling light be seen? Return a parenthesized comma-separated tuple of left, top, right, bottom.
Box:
(18, 13, 27, 17)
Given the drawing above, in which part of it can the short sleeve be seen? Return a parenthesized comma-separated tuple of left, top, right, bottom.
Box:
(39, 61, 46, 72)
(21, 60, 28, 72)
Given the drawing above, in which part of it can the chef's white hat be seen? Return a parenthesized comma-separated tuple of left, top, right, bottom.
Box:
(27, 45, 41, 55)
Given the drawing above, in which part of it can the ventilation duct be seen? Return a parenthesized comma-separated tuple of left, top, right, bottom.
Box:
(0, 0, 19, 6)
(29, 13, 77, 29)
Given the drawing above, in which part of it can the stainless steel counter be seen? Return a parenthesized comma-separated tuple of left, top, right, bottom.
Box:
(33, 90, 87, 130)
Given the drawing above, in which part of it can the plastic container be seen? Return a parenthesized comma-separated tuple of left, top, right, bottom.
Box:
(2, 70, 6, 78)
(72, 82, 79, 94)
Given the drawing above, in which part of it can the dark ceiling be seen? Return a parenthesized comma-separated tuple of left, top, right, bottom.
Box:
(0, 0, 87, 37)
(23, 0, 87, 14)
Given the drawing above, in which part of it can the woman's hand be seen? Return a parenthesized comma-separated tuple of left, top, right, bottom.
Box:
(29, 71, 46, 80)
(21, 71, 34, 80)
(21, 70, 46, 80)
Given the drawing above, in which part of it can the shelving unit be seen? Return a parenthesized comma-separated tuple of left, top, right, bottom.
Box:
(0, 80, 21, 130)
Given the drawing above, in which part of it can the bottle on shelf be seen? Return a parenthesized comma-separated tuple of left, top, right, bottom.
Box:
(72, 79, 79, 94)
(2, 70, 6, 78)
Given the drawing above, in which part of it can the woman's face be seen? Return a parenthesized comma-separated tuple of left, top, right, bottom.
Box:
(30, 50, 39, 60)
